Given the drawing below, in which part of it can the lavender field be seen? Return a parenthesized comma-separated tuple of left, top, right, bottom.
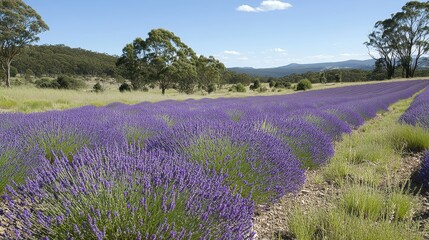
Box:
(1, 80, 429, 239)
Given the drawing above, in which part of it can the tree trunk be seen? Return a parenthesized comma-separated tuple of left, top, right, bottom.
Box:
(6, 61, 11, 88)
(161, 86, 165, 95)
(405, 66, 412, 78)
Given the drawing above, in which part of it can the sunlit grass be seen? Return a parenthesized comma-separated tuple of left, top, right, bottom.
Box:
(288, 92, 424, 240)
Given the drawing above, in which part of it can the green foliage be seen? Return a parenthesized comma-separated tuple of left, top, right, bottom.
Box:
(341, 184, 386, 220)
(56, 76, 86, 90)
(93, 82, 104, 93)
(186, 137, 271, 203)
(229, 83, 246, 92)
(10, 66, 18, 77)
(14, 45, 117, 77)
(390, 124, 429, 152)
(249, 79, 261, 90)
(288, 207, 422, 240)
(197, 55, 225, 92)
(35, 78, 60, 89)
(207, 83, 216, 94)
(0, 96, 17, 109)
(296, 78, 312, 91)
(258, 86, 268, 93)
(119, 82, 132, 92)
(319, 71, 327, 84)
(269, 80, 275, 88)
(0, 0, 49, 87)
(24, 69, 34, 82)
(117, 29, 197, 95)
(366, 1, 429, 78)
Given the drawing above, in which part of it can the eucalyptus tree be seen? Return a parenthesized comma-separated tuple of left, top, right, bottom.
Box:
(0, 0, 48, 87)
(366, 1, 429, 78)
(118, 29, 197, 94)
(392, 1, 429, 78)
(365, 18, 398, 79)
(196, 55, 226, 92)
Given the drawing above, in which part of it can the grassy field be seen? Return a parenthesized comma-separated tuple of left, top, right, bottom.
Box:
(1, 77, 427, 113)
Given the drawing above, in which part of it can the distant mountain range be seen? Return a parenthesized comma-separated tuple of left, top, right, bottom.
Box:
(228, 59, 376, 78)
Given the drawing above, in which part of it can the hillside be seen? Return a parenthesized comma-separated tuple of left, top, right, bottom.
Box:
(229, 59, 376, 77)
(12, 44, 118, 77)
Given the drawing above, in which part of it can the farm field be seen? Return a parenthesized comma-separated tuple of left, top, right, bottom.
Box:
(1, 78, 428, 113)
(1, 80, 429, 239)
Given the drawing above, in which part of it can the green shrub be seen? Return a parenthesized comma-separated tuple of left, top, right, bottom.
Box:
(207, 83, 216, 94)
(274, 82, 284, 88)
(235, 83, 246, 92)
(249, 80, 261, 90)
(56, 76, 86, 90)
(93, 82, 104, 92)
(269, 81, 275, 88)
(119, 82, 132, 92)
(296, 79, 312, 91)
(390, 124, 429, 152)
(258, 86, 268, 93)
(35, 78, 60, 89)
(142, 86, 149, 92)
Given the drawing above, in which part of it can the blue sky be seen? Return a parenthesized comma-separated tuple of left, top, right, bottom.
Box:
(25, 0, 410, 68)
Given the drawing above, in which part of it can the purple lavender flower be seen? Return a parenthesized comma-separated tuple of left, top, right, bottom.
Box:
(4, 145, 254, 239)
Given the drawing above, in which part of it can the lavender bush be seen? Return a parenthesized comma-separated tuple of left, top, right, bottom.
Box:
(1, 80, 429, 238)
(400, 86, 429, 129)
(147, 120, 305, 204)
(3, 146, 254, 239)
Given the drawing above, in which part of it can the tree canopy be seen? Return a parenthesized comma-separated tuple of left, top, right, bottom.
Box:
(0, 0, 49, 87)
(117, 29, 226, 94)
(13, 44, 117, 77)
(366, 1, 429, 78)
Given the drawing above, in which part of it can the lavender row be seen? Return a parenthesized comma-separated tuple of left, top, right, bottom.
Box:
(400, 85, 429, 128)
(400, 86, 429, 186)
(1, 80, 428, 239)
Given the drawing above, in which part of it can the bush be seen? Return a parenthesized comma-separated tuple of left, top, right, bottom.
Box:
(56, 76, 86, 90)
(258, 86, 268, 93)
(35, 78, 60, 89)
(4, 147, 254, 239)
(93, 82, 104, 93)
(274, 82, 284, 88)
(207, 83, 216, 94)
(296, 79, 312, 91)
(269, 81, 276, 88)
(235, 83, 246, 92)
(119, 82, 132, 92)
(142, 86, 149, 92)
(249, 80, 261, 91)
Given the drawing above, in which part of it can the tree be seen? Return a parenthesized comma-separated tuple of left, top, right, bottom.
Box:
(334, 72, 342, 83)
(365, 18, 398, 79)
(196, 55, 226, 91)
(116, 39, 149, 90)
(0, 0, 48, 87)
(296, 79, 312, 91)
(118, 29, 197, 94)
(319, 71, 327, 84)
(391, 1, 429, 78)
(366, 1, 429, 78)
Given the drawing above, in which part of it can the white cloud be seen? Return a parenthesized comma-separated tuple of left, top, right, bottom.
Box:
(237, 0, 292, 13)
(236, 5, 258, 12)
(273, 48, 286, 52)
(223, 50, 241, 55)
